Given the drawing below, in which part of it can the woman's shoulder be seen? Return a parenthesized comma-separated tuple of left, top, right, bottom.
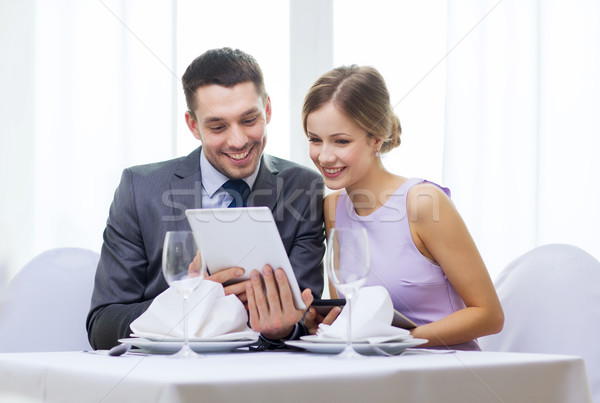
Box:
(324, 190, 344, 230)
(324, 190, 344, 214)
(408, 180, 447, 194)
(406, 179, 450, 196)
(324, 190, 343, 204)
(406, 180, 453, 222)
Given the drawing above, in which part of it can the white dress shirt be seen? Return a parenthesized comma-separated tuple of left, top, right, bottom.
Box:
(199, 149, 259, 208)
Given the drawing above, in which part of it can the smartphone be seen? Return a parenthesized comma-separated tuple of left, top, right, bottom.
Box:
(310, 299, 346, 316)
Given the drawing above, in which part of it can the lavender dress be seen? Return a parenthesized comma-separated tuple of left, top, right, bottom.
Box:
(335, 177, 480, 351)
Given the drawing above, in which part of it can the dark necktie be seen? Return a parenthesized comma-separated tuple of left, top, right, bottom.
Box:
(222, 179, 250, 208)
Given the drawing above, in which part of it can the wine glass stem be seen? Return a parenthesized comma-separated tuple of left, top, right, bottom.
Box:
(182, 294, 189, 348)
(346, 295, 352, 349)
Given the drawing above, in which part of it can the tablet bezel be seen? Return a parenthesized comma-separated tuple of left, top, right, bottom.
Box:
(185, 207, 306, 310)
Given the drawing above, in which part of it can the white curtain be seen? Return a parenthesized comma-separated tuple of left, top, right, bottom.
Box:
(333, 0, 447, 185)
(1, 0, 176, 280)
(3, 0, 600, 283)
(444, 0, 600, 278)
(0, 0, 292, 280)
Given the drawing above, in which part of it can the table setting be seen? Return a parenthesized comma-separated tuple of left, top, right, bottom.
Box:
(0, 230, 593, 402)
(118, 279, 260, 355)
(114, 229, 427, 358)
(284, 228, 426, 357)
(118, 231, 259, 356)
(286, 286, 427, 355)
(117, 280, 424, 357)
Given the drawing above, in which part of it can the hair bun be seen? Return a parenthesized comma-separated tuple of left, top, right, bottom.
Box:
(381, 114, 402, 153)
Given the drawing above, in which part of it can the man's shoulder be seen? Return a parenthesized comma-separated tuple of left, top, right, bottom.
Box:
(125, 148, 199, 181)
(126, 156, 185, 176)
(264, 154, 320, 179)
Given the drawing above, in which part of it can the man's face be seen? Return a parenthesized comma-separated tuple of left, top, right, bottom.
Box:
(185, 82, 270, 179)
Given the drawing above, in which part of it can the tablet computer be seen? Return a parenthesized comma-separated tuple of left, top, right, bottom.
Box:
(310, 299, 417, 329)
(185, 207, 306, 310)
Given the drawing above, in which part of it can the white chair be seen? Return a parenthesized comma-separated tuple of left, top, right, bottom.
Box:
(480, 244, 600, 403)
(0, 248, 99, 352)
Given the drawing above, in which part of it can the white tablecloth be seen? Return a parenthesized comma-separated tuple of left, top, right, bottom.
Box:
(0, 350, 592, 403)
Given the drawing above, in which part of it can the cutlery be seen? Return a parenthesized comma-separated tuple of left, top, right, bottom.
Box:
(370, 345, 393, 357)
(108, 343, 132, 356)
(403, 348, 456, 354)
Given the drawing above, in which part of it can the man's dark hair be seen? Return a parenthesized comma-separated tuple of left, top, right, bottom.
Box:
(182, 47, 267, 118)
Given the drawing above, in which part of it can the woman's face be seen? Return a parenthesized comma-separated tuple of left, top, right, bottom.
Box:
(306, 102, 379, 190)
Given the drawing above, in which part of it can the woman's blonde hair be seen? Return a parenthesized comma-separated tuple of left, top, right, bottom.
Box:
(302, 65, 401, 153)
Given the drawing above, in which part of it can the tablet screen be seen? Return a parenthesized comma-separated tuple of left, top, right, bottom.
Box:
(185, 207, 306, 310)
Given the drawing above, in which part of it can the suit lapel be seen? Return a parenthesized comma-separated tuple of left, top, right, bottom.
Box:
(168, 147, 202, 230)
(249, 155, 281, 211)
(167, 150, 280, 226)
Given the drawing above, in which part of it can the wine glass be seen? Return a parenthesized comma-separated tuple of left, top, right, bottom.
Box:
(325, 227, 370, 359)
(162, 231, 205, 358)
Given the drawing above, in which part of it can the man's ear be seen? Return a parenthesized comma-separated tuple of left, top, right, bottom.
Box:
(265, 96, 272, 124)
(185, 110, 202, 141)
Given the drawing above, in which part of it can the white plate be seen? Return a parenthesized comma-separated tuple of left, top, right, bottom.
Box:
(284, 338, 428, 355)
(130, 330, 258, 342)
(118, 336, 259, 354)
(300, 334, 412, 344)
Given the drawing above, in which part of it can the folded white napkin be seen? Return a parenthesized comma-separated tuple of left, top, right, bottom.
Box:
(130, 280, 258, 340)
(316, 286, 411, 342)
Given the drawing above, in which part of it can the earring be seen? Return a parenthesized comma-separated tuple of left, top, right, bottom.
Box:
(375, 149, 381, 158)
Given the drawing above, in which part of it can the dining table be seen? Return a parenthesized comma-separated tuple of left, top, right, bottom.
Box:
(0, 348, 592, 403)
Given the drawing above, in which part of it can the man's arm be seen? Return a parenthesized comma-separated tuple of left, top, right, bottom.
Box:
(86, 169, 156, 350)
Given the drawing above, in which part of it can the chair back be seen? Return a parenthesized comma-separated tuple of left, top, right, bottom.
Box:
(480, 244, 600, 402)
(0, 248, 99, 352)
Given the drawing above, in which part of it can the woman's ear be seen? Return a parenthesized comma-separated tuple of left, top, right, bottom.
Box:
(373, 136, 383, 157)
(369, 135, 382, 150)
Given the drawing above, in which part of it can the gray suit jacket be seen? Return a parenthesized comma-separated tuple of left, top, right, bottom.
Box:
(87, 147, 325, 349)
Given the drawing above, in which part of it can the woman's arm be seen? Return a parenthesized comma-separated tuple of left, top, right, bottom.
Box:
(303, 191, 342, 332)
(324, 191, 341, 299)
(407, 183, 504, 346)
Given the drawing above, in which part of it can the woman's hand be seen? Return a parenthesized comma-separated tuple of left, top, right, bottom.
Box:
(303, 306, 342, 335)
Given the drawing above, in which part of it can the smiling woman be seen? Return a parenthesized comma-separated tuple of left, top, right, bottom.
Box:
(307, 102, 383, 192)
(301, 63, 503, 350)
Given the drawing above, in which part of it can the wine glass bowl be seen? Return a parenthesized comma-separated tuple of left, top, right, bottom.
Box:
(326, 227, 370, 359)
(162, 231, 205, 358)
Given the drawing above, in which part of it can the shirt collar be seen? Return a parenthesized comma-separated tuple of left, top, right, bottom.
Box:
(200, 148, 260, 197)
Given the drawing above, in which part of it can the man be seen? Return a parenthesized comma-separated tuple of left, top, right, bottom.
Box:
(87, 48, 325, 349)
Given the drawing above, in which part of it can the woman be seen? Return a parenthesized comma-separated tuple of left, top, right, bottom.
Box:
(302, 65, 503, 350)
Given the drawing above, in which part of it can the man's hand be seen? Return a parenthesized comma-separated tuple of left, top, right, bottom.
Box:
(206, 267, 250, 304)
(246, 265, 313, 340)
(303, 305, 341, 335)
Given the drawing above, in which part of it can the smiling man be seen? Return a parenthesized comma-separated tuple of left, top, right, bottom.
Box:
(87, 48, 325, 349)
